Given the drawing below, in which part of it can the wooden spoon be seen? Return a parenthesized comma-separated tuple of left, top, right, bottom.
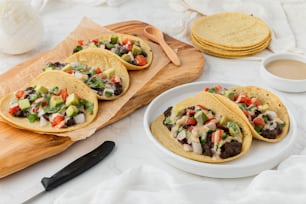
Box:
(143, 25, 181, 66)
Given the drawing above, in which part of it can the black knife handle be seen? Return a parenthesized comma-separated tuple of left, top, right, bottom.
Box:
(41, 140, 115, 191)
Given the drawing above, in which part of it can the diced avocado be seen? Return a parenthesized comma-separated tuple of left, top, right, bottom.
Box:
(65, 93, 79, 106)
(194, 111, 208, 124)
(134, 40, 140, 46)
(173, 105, 185, 116)
(18, 99, 30, 110)
(259, 104, 269, 112)
(219, 115, 227, 125)
(105, 42, 114, 49)
(35, 85, 48, 94)
(104, 68, 115, 79)
(62, 64, 73, 72)
(66, 105, 79, 117)
(121, 54, 131, 62)
(50, 95, 64, 108)
(227, 122, 242, 137)
(227, 91, 235, 101)
(43, 66, 54, 71)
(110, 35, 118, 44)
(132, 45, 142, 55)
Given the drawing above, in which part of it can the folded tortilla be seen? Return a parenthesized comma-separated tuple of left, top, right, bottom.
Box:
(73, 33, 153, 70)
(64, 48, 130, 100)
(150, 91, 252, 163)
(0, 70, 98, 134)
(212, 86, 290, 142)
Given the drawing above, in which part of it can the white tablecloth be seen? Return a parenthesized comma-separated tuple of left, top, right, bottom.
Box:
(1, 0, 306, 203)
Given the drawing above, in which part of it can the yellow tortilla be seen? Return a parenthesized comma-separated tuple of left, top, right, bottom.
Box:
(212, 86, 290, 142)
(83, 33, 153, 70)
(150, 91, 252, 163)
(191, 34, 270, 58)
(0, 70, 98, 134)
(191, 13, 271, 48)
(64, 48, 130, 100)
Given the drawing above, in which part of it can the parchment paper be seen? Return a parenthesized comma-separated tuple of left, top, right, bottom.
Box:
(0, 17, 170, 141)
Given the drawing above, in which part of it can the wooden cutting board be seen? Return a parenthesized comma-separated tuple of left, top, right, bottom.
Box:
(0, 20, 205, 178)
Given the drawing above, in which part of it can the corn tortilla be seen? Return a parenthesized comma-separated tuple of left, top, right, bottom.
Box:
(191, 13, 271, 48)
(0, 71, 98, 134)
(212, 86, 290, 142)
(64, 48, 130, 100)
(150, 91, 252, 163)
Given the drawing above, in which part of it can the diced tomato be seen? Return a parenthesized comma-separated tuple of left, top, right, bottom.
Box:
(212, 129, 223, 143)
(34, 97, 47, 107)
(51, 114, 65, 127)
(65, 69, 73, 74)
(242, 109, 250, 116)
(188, 126, 194, 132)
(60, 88, 68, 102)
(214, 84, 222, 93)
(95, 67, 102, 74)
(122, 38, 133, 50)
(8, 105, 20, 115)
(15, 90, 25, 99)
(204, 117, 217, 124)
(135, 55, 147, 66)
(204, 87, 209, 92)
(235, 93, 248, 104)
(187, 110, 196, 117)
(253, 117, 266, 128)
(245, 97, 252, 106)
(122, 38, 133, 45)
(91, 39, 99, 45)
(77, 40, 84, 46)
(110, 76, 120, 83)
(185, 117, 197, 125)
(251, 98, 261, 106)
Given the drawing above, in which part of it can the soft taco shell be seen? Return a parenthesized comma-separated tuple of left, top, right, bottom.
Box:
(212, 86, 290, 142)
(93, 33, 153, 70)
(0, 70, 98, 134)
(191, 13, 271, 49)
(150, 91, 252, 163)
(64, 48, 130, 100)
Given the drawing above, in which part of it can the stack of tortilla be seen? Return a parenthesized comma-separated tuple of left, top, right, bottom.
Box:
(191, 12, 272, 58)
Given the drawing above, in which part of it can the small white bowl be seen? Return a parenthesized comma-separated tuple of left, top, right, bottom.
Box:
(260, 53, 306, 93)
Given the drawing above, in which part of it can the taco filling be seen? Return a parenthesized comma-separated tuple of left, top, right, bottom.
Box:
(7, 85, 94, 129)
(163, 105, 243, 159)
(205, 85, 286, 140)
(43, 62, 123, 99)
(72, 35, 149, 67)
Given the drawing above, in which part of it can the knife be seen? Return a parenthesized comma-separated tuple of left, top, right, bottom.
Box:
(18, 140, 115, 204)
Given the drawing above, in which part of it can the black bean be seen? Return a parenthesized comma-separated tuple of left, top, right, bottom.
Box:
(163, 107, 173, 118)
(14, 110, 26, 117)
(66, 118, 76, 127)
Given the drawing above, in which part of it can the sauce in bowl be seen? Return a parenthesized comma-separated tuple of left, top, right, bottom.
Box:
(265, 59, 306, 80)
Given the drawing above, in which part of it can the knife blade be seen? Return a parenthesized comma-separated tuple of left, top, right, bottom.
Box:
(18, 140, 115, 204)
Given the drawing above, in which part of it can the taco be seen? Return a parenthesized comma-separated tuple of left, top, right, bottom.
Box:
(205, 85, 290, 142)
(150, 91, 252, 163)
(72, 33, 153, 70)
(43, 48, 130, 100)
(0, 70, 98, 134)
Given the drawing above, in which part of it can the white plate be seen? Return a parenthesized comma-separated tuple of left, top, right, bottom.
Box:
(143, 81, 297, 178)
